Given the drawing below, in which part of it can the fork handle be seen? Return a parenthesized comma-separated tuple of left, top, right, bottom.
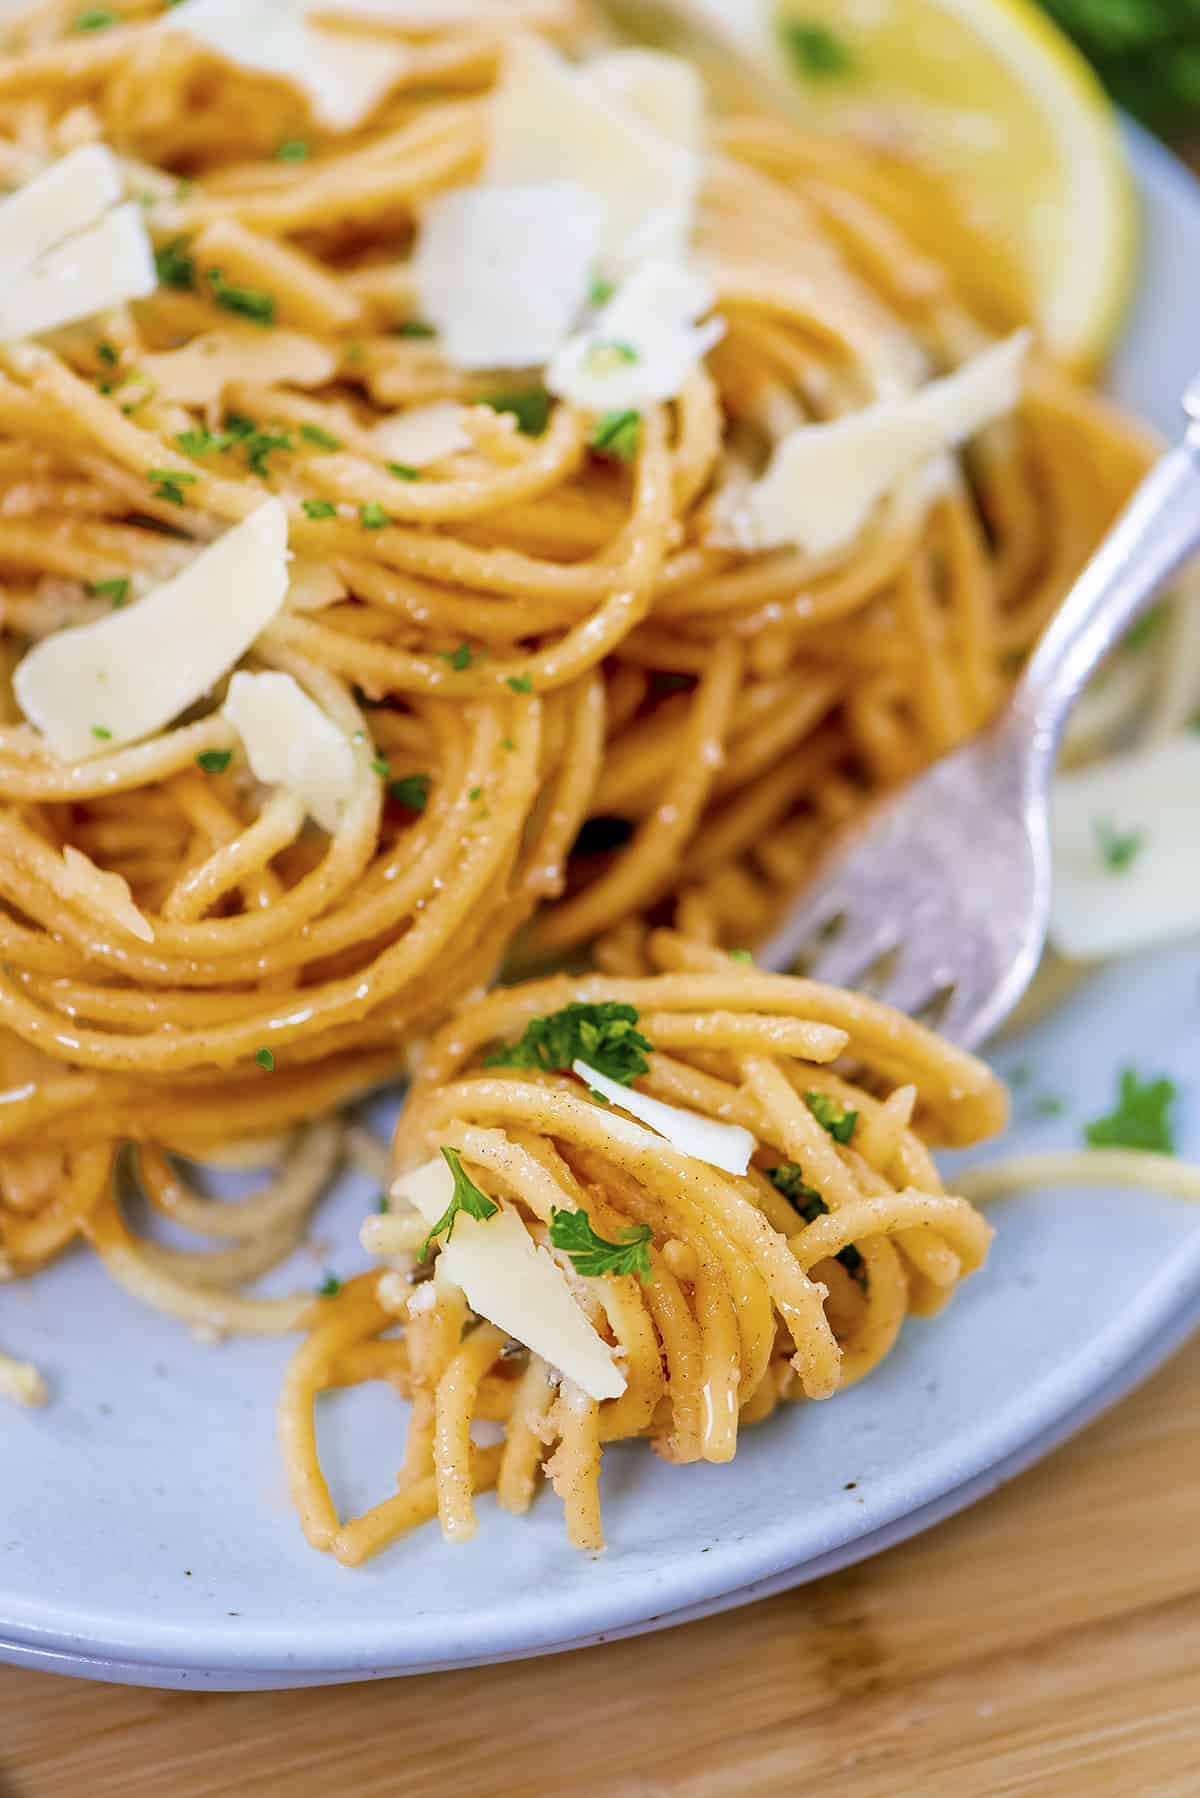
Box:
(1011, 431, 1200, 762)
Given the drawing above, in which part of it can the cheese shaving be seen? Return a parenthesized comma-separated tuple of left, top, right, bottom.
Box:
(548, 258, 723, 413)
(371, 402, 472, 467)
(139, 330, 336, 413)
(573, 1059, 755, 1176)
(588, 48, 706, 151)
(60, 846, 155, 943)
(223, 669, 358, 832)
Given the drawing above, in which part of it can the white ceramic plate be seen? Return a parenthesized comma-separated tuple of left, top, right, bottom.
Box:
(4, 125, 1200, 1693)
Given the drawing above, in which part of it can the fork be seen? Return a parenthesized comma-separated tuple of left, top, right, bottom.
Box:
(759, 376, 1200, 1047)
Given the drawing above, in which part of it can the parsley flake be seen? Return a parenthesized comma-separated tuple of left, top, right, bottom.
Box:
(441, 641, 474, 670)
(89, 576, 129, 606)
(395, 319, 435, 338)
(369, 755, 390, 777)
(778, 19, 854, 78)
(1085, 1068, 1177, 1154)
(255, 1047, 275, 1071)
(482, 389, 551, 436)
(196, 749, 232, 773)
(507, 673, 532, 693)
(588, 273, 615, 306)
(387, 462, 419, 481)
(90, 724, 112, 740)
(584, 340, 638, 373)
(419, 1145, 499, 1259)
(359, 501, 390, 530)
(243, 427, 293, 479)
(74, 7, 116, 29)
(275, 139, 308, 162)
(316, 1271, 341, 1297)
(805, 1090, 858, 1143)
(729, 948, 754, 964)
(148, 469, 196, 506)
(96, 341, 118, 367)
(300, 422, 340, 451)
(389, 772, 431, 812)
(154, 237, 194, 291)
(1094, 816, 1144, 873)
(375, 1193, 389, 1214)
(590, 408, 641, 461)
(549, 1206, 653, 1282)
(486, 1000, 652, 1086)
(769, 1163, 824, 1210)
(207, 267, 275, 326)
(302, 497, 337, 520)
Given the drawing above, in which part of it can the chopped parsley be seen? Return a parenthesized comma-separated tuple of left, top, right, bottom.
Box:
(300, 422, 341, 451)
(805, 1090, 858, 1143)
(486, 1000, 652, 1086)
(389, 773, 430, 812)
(90, 724, 112, 740)
(275, 139, 309, 162)
(88, 576, 129, 606)
(375, 1193, 389, 1214)
(176, 426, 226, 457)
(370, 755, 390, 777)
(507, 673, 532, 693)
(777, 19, 855, 78)
(74, 7, 116, 28)
(482, 389, 551, 436)
(1085, 1068, 1177, 1154)
(419, 1145, 498, 1259)
(196, 749, 232, 773)
(394, 319, 435, 338)
(315, 1271, 341, 1297)
(207, 268, 275, 326)
(359, 501, 390, 530)
(590, 408, 641, 461)
(243, 427, 293, 479)
(154, 237, 194, 291)
(255, 1047, 275, 1071)
(1094, 816, 1144, 874)
(387, 462, 420, 482)
(588, 273, 615, 307)
(148, 468, 197, 506)
(729, 948, 754, 964)
(440, 641, 474, 670)
(468, 785, 482, 801)
(302, 497, 337, 520)
(549, 1206, 653, 1282)
(584, 340, 639, 373)
(96, 341, 118, 367)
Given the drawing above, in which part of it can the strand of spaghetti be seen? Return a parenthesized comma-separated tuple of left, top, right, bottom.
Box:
(956, 1151, 1200, 1203)
(433, 1321, 506, 1543)
(332, 1446, 503, 1569)
(496, 1355, 556, 1516)
(545, 1383, 604, 1553)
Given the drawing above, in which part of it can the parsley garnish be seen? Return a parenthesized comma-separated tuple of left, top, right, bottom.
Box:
(486, 1000, 652, 1086)
(769, 1163, 824, 1210)
(96, 341, 118, 366)
(588, 273, 615, 307)
(375, 1193, 389, 1214)
(300, 422, 340, 450)
(316, 1271, 341, 1297)
(302, 497, 337, 520)
(1094, 816, 1144, 873)
(176, 426, 226, 457)
(154, 237, 194, 291)
(729, 948, 754, 964)
(90, 724, 112, 740)
(89, 576, 129, 606)
(255, 1047, 275, 1071)
(395, 319, 435, 338)
(584, 340, 638, 373)
(243, 427, 293, 478)
(440, 641, 474, 670)
(197, 750, 232, 773)
(359, 501, 390, 530)
(207, 267, 275, 326)
(74, 7, 115, 28)
(148, 468, 196, 506)
(590, 408, 641, 461)
(275, 139, 308, 162)
(549, 1206, 653, 1282)
(805, 1090, 858, 1143)
(1085, 1068, 1177, 1154)
(370, 755, 390, 777)
(482, 389, 551, 436)
(390, 772, 431, 811)
(468, 785, 482, 801)
(507, 673, 532, 693)
(419, 1145, 499, 1259)
(387, 462, 419, 481)
(777, 20, 854, 78)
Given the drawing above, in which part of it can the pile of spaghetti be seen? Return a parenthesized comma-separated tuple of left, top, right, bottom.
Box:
(0, 0, 1158, 1404)
(283, 935, 1006, 1558)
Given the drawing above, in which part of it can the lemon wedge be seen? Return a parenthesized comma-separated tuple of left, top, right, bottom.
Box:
(666, 0, 1135, 371)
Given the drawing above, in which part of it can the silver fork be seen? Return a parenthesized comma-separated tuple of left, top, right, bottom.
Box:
(759, 376, 1200, 1047)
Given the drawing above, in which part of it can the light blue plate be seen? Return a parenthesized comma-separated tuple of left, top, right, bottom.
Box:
(4, 126, 1200, 1691)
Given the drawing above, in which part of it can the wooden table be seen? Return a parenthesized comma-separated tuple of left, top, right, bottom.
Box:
(4, 1332, 1200, 1797)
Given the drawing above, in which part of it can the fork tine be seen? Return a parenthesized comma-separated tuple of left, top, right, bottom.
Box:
(802, 916, 899, 991)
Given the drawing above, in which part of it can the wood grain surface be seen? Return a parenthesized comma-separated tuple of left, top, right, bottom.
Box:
(4, 1330, 1200, 1797)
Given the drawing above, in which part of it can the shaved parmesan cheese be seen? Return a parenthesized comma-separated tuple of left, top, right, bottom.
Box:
(0, 144, 121, 283)
(166, 0, 411, 132)
(413, 181, 600, 371)
(393, 1157, 626, 1402)
(223, 669, 356, 832)
(736, 332, 1031, 557)
(487, 36, 700, 278)
(60, 846, 154, 943)
(548, 259, 722, 412)
(287, 557, 346, 611)
(0, 203, 155, 342)
(15, 500, 289, 761)
(574, 1060, 754, 1176)
(1049, 734, 1200, 960)
(371, 402, 472, 467)
(139, 330, 336, 411)
(588, 48, 705, 151)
